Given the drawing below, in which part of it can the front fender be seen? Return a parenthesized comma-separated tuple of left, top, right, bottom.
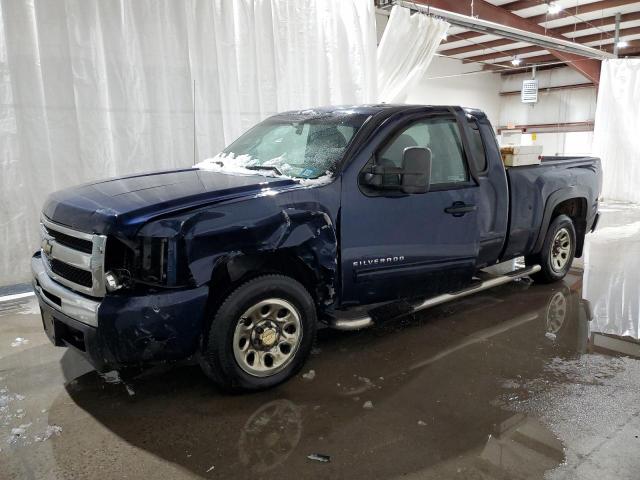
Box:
(137, 195, 339, 301)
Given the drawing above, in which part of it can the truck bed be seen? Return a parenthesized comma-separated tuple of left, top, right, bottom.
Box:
(501, 155, 601, 260)
(540, 155, 598, 163)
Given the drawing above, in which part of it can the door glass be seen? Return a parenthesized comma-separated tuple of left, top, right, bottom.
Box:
(467, 119, 488, 172)
(376, 118, 469, 187)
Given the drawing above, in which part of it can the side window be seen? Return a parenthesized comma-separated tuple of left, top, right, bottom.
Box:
(467, 118, 488, 172)
(376, 117, 469, 187)
(378, 122, 426, 168)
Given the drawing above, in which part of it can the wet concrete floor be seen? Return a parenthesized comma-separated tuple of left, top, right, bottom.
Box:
(1, 202, 640, 479)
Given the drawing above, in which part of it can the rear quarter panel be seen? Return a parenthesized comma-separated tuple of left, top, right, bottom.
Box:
(502, 157, 601, 260)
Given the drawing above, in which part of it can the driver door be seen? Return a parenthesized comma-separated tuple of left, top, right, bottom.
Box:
(340, 113, 481, 305)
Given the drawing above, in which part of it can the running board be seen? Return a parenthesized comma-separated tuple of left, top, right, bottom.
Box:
(327, 264, 541, 331)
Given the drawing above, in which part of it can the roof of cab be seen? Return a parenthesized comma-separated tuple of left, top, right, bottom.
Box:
(279, 104, 434, 115)
(276, 104, 488, 117)
(270, 105, 491, 128)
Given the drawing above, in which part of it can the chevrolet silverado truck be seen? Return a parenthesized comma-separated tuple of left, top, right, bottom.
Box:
(32, 105, 602, 391)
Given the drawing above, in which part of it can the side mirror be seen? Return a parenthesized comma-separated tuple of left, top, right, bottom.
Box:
(360, 164, 402, 189)
(360, 147, 432, 193)
(401, 147, 431, 194)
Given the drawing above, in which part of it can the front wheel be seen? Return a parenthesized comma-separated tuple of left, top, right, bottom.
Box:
(526, 214, 576, 283)
(199, 274, 316, 392)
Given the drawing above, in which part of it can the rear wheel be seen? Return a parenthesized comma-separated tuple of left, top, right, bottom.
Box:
(200, 274, 316, 392)
(526, 214, 576, 283)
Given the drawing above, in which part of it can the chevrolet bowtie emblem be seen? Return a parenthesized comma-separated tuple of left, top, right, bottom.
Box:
(260, 329, 277, 347)
(41, 238, 53, 256)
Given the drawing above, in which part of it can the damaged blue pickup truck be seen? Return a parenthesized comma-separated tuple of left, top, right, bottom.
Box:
(32, 105, 601, 391)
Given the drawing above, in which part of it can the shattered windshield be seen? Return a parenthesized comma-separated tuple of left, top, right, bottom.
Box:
(203, 111, 370, 180)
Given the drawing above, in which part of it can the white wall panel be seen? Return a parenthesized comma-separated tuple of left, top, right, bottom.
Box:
(497, 66, 596, 157)
(401, 56, 502, 126)
(512, 131, 595, 156)
(501, 66, 591, 91)
(498, 87, 596, 127)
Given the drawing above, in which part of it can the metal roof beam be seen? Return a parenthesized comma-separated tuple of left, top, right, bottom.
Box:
(463, 25, 640, 63)
(442, 11, 640, 50)
(407, 0, 606, 83)
(525, 0, 639, 25)
(503, 1, 550, 10)
(463, 45, 544, 63)
(551, 11, 640, 36)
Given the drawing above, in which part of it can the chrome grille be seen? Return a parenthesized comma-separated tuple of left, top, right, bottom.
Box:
(49, 259, 93, 287)
(40, 216, 107, 297)
(43, 226, 93, 254)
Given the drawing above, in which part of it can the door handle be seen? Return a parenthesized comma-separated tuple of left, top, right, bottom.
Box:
(444, 201, 476, 217)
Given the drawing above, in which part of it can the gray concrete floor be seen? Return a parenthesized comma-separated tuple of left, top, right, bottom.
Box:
(1, 203, 640, 479)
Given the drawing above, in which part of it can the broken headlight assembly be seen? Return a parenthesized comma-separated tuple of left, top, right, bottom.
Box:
(104, 270, 127, 292)
(104, 236, 182, 290)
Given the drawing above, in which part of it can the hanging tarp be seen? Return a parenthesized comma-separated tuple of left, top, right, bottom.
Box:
(377, 5, 449, 103)
(0, 0, 377, 286)
(593, 59, 640, 203)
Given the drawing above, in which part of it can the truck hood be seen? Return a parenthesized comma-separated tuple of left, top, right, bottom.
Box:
(42, 168, 299, 235)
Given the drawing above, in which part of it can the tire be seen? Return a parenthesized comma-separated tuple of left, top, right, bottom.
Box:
(526, 214, 576, 284)
(199, 274, 316, 392)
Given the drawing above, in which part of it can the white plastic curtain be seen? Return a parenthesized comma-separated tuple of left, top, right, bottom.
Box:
(0, 0, 377, 286)
(377, 6, 449, 103)
(593, 59, 640, 203)
(583, 206, 640, 340)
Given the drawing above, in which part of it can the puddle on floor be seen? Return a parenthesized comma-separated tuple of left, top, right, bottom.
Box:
(5, 269, 639, 479)
(5, 276, 592, 479)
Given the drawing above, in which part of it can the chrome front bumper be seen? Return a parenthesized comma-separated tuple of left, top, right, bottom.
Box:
(31, 254, 100, 327)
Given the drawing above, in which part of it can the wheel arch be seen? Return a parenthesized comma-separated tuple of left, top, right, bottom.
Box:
(534, 189, 589, 258)
(207, 249, 326, 312)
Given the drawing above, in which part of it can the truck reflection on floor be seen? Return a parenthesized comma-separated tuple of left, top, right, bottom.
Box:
(238, 399, 302, 473)
(55, 275, 594, 479)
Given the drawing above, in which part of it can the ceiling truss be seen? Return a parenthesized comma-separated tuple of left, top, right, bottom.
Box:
(383, 0, 640, 82)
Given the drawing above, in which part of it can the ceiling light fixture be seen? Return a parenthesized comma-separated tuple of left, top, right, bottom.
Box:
(547, 2, 563, 15)
(511, 56, 522, 66)
(617, 40, 629, 48)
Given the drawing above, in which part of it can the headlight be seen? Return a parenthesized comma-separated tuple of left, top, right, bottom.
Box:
(105, 271, 123, 292)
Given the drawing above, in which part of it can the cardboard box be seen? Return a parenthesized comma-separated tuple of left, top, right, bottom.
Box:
(502, 153, 541, 167)
(500, 145, 543, 155)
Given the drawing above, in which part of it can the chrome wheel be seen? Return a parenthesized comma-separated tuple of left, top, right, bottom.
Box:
(233, 298, 302, 377)
(546, 291, 567, 333)
(550, 228, 571, 272)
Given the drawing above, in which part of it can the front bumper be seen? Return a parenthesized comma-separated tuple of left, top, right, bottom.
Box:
(32, 252, 210, 370)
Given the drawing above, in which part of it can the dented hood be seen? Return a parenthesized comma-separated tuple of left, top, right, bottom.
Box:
(42, 168, 298, 235)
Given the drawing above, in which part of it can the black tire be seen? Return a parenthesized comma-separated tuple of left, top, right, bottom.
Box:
(526, 214, 576, 284)
(199, 274, 316, 392)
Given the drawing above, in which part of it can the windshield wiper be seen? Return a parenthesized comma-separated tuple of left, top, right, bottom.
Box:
(244, 165, 283, 176)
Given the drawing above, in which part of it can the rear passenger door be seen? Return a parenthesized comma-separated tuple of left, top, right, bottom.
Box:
(340, 112, 481, 305)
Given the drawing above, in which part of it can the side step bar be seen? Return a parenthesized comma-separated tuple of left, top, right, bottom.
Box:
(328, 264, 541, 331)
